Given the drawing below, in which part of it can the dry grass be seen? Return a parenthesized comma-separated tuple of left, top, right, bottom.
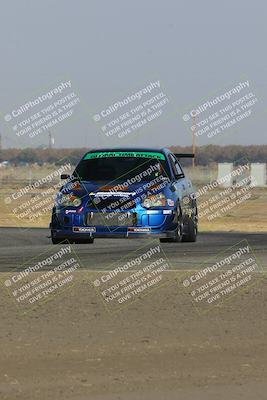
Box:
(0, 165, 266, 232)
(199, 189, 267, 232)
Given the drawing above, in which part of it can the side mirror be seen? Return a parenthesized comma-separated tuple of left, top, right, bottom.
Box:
(61, 174, 70, 180)
(174, 173, 184, 180)
(170, 183, 176, 192)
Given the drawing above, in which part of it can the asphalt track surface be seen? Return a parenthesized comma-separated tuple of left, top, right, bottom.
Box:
(0, 227, 266, 272)
(1, 228, 267, 400)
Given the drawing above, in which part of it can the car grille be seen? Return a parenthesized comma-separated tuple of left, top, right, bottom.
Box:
(87, 196, 135, 212)
(85, 212, 137, 227)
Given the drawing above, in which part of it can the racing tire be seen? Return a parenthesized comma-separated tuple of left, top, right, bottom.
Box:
(51, 236, 67, 245)
(181, 216, 197, 242)
(72, 238, 94, 244)
(160, 214, 183, 243)
(51, 233, 94, 245)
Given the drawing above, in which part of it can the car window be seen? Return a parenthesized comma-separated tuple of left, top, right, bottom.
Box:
(74, 151, 171, 183)
(168, 154, 184, 178)
(174, 159, 184, 176)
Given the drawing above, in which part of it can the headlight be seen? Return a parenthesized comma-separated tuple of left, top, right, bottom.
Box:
(142, 193, 167, 208)
(60, 194, 82, 207)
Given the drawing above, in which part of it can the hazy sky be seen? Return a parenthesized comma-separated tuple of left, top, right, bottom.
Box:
(0, 0, 266, 149)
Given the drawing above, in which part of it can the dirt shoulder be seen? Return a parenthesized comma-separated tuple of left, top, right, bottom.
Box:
(0, 271, 266, 399)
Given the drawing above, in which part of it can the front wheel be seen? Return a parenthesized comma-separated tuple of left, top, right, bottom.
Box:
(51, 234, 66, 245)
(51, 232, 94, 244)
(160, 211, 183, 243)
(73, 238, 94, 244)
(181, 215, 197, 242)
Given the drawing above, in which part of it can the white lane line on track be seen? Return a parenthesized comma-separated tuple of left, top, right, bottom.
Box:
(85, 270, 266, 273)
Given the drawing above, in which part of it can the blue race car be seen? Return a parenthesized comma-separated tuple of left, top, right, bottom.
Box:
(50, 148, 198, 244)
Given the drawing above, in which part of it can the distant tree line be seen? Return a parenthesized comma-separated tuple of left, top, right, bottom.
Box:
(0, 145, 266, 166)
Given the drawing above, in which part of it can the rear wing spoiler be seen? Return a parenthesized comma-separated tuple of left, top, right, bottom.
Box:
(174, 153, 195, 159)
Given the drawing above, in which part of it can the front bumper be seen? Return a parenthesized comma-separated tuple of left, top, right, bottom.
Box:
(51, 229, 177, 240)
(50, 208, 177, 240)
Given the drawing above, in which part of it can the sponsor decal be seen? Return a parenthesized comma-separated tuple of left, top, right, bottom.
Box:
(167, 199, 175, 206)
(73, 227, 96, 233)
(128, 227, 151, 233)
(83, 151, 166, 160)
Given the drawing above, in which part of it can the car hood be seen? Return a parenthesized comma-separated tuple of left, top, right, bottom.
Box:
(62, 179, 170, 197)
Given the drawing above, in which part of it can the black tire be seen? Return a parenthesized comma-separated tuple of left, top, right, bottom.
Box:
(160, 208, 183, 243)
(73, 238, 94, 244)
(51, 235, 67, 245)
(181, 216, 197, 242)
(51, 232, 94, 245)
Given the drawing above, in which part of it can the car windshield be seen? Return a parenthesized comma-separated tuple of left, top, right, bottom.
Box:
(73, 151, 171, 183)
